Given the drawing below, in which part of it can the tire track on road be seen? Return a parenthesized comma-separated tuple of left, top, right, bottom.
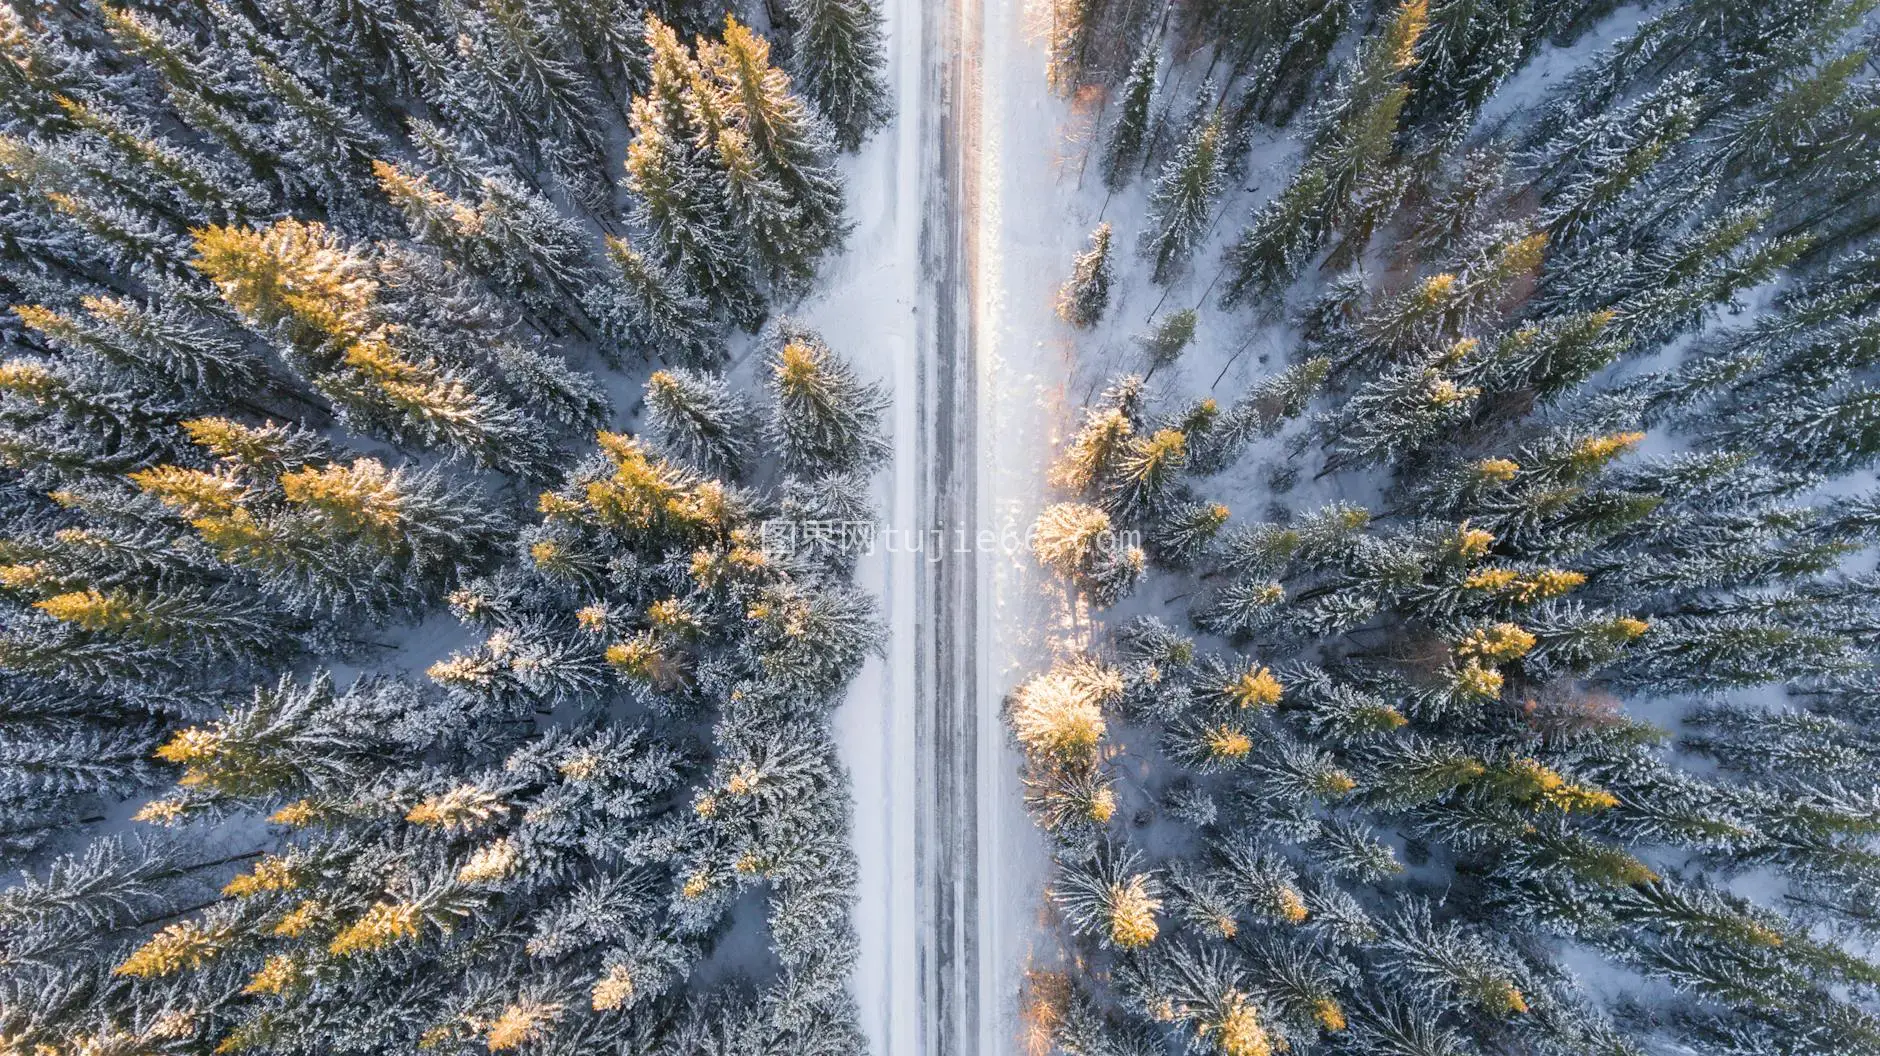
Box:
(916, 0, 983, 1054)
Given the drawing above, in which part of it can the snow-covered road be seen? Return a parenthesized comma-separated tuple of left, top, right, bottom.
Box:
(811, 0, 1069, 1051)
(914, 0, 986, 1053)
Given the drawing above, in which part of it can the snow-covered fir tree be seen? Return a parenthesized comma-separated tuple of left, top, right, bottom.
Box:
(1019, 3, 1880, 1056)
(784, 0, 892, 150)
(1058, 222, 1115, 329)
(0, 4, 890, 1054)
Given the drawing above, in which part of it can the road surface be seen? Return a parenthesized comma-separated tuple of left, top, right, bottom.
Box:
(914, 0, 984, 1053)
(822, 0, 1064, 1053)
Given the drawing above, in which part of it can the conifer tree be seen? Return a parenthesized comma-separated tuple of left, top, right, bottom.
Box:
(1052, 407, 1133, 495)
(1219, 167, 1328, 308)
(593, 234, 724, 366)
(783, 0, 891, 151)
(0, 7, 98, 134)
(134, 439, 507, 617)
(1056, 842, 1162, 950)
(1373, 905, 1531, 1017)
(14, 293, 267, 401)
(251, 58, 391, 221)
(1106, 427, 1188, 519)
(1411, 0, 1531, 124)
(1149, 501, 1230, 567)
(538, 0, 651, 107)
(1101, 36, 1159, 192)
(33, 583, 288, 662)
(374, 160, 595, 316)
(1058, 223, 1115, 329)
(1528, 73, 1701, 245)
(1142, 105, 1226, 285)
(1141, 309, 1198, 373)
(190, 219, 556, 474)
(53, 94, 270, 226)
(765, 323, 889, 474)
(1237, 0, 1351, 128)
(705, 17, 850, 285)
(1321, 341, 1482, 472)
(1196, 357, 1330, 472)
(627, 17, 762, 329)
(644, 367, 753, 478)
(1734, 385, 1880, 476)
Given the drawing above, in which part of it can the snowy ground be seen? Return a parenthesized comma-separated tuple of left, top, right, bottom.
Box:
(973, 0, 1092, 1052)
(795, 0, 924, 1049)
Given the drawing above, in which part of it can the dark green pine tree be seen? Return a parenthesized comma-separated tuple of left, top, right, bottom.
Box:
(784, 0, 892, 151)
(593, 233, 725, 366)
(644, 367, 754, 478)
(1141, 309, 1198, 374)
(1736, 384, 1880, 477)
(626, 16, 764, 329)
(1101, 35, 1159, 193)
(1219, 167, 1328, 308)
(707, 18, 850, 289)
(1410, 0, 1532, 125)
(1238, 0, 1352, 128)
(1141, 100, 1226, 285)
(766, 322, 890, 474)
(1058, 223, 1115, 329)
(539, 0, 653, 108)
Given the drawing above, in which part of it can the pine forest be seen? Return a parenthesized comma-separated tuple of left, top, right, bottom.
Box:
(3, 1, 1880, 1056)
(1020, 1, 1880, 1056)
(0, 1, 889, 1053)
